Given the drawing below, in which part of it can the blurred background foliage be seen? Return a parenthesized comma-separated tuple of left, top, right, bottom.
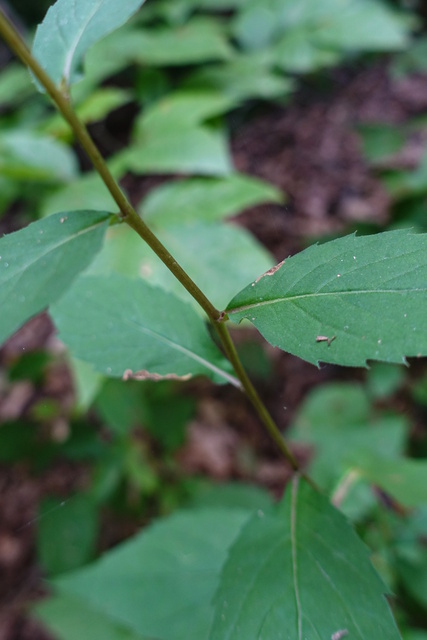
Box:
(1, 0, 427, 638)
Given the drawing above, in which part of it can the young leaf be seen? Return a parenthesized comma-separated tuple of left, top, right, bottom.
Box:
(50, 273, 238, 386)
(133, 91, 237, 138)
(140, 174, 283, 226)
(42, 509, 252, 640)
(0, 211, 112, 344)
(226, 230, 427, 367)
(210, 476, 401, 640)
(122, 127, 233, 176)
(32, 0, 146, 90)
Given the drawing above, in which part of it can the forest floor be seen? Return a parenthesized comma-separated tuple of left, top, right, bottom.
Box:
(1, 57, 427, 639)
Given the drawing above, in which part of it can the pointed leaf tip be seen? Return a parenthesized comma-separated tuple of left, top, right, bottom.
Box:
(32, 0, 146, 90)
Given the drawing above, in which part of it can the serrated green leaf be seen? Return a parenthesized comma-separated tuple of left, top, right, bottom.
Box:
(227, 230, 427, 367)
(49, 509, 252, 640)
(210, 476, 401, 640)
(354, 455, 427, 507)
(140, 175, 283, 226)
(88, 221, 274, 310)
(0, 211, 111, 344)
(50, 273, 237, 386)
(122, 127, 232, 176)
(32, 0, 146, 90)
(34, 593, 148, 640)
(0, 130, 78, 182)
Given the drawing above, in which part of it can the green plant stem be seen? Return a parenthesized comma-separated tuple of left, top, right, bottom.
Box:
(0, 10, 219, 321)
(0, 9, 300, 471)
(216, 323, 299, 469)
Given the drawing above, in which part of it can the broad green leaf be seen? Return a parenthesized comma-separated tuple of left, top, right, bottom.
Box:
(289, 383, 406, 490)
(49, 509, 252, 640)
(32, 0, 146, 89)
(312, 2, 410, 51)
(122, 127, 232, 176)
(354, 455, 427, 507)
(88, 222, 274, 310)
(105, 18, 233, 66)
(37, 494, 98, 576)
(274, 30, 340, 73)
(133, 91, 237, 138)
(189, 482, 273, 512)
(0, 211, 111, 344)
(210, 476, 401, 640)
(226, 230, 427, 367)
(140, 175, 283, 226)
(41, 171, 121, 217)
(184, 52, 294, 101)
(34, 593, 147, 640)
(234, 0, 409, 52)
(0, 130, 77, 182)
(50, 273, 237, 386)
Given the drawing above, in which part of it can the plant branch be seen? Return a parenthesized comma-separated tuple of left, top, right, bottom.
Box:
(215, 323, 299, 469)
(0, 9, 300, 471)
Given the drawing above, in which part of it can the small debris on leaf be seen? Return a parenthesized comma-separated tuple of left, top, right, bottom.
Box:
(254, 259, 286, 284)
(122, 369, 192, 382)
(331, 631, 349, 640)
(316, 335, 336, 347)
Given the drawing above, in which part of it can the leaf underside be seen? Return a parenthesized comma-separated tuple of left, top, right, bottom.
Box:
(32, 0, 146, 89)
(226, 230, 427, 367)
(210, 476, 401, 640)
(50, 273, 236, 385)
(0, 210, 111, 344)
(38, 509, 252, 640)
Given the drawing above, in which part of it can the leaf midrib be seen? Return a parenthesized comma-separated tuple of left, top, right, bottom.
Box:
(228, 287, 426, 316)
(128, 318, 239, 388)
(0, 219, 107, 288)
(60, 0, 104, 83)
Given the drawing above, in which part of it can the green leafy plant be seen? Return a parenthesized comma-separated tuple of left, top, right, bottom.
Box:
(1, 0, 426, 638)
